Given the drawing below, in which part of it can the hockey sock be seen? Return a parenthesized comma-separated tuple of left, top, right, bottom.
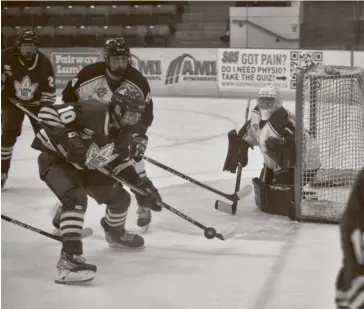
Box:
(60, 209, 84, 255)
(1, 145, 14, 174)
(105, 207, 128, 230)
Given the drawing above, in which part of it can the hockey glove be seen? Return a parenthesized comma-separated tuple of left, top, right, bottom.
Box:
(223, 129, 251, 173)
(265, 136, 296, 169)
(132, 177, 162, 212)
(60, 130, 87, 165)
(130, 134, 148, 162)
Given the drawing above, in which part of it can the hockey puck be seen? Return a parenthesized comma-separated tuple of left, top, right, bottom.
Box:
(204, 227, 217, 239)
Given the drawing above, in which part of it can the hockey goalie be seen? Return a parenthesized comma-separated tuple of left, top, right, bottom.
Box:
(223, 85, 321, 217)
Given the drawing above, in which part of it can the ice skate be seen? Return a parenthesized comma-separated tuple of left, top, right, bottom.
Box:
(137, 206, 151, 233)
(101, 217, 144, 249)
(1, 173, 8, 189)
(55, 250, 97, 284)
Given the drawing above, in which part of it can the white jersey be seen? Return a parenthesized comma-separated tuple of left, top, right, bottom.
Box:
(244, 105, 320, 171)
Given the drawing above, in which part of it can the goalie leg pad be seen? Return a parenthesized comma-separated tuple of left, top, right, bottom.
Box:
(252, 177, 295, 219)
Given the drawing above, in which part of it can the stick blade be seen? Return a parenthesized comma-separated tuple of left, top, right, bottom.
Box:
(237, 184, 253, 199)
(215, 199, 234, 214)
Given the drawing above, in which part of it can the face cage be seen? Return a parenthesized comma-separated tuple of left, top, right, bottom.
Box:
(107, 55, 130, 76)
(257, 97, 278, 109)
(120, 110, 141, 127)
(19, 43, 37, 61)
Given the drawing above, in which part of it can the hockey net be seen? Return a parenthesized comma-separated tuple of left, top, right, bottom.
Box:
(295, 64, 364, 223)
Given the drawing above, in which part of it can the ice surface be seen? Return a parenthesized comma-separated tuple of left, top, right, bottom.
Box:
(1, 97, 340, 309)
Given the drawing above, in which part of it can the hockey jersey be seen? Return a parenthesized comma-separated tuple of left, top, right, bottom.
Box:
(1, 47, 56, 106)
(31, 99, 135, 176)
(336, 168, 364, 309)
(61, 62, 153, 134)
(244, 105, 320, 171)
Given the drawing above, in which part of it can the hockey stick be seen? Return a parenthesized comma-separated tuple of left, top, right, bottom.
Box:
(11, 101, 234, 241)
(142, 155, 252, 203)
(86, 157, 235, 241)
(1, 214, 62, 242)
(215, 97, 251, 215)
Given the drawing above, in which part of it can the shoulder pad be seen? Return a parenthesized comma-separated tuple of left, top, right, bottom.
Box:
(73, 62, 106, 87)
(125, 66, 150, 97)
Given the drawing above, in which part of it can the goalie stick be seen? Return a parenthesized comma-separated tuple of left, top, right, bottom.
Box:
(142, 155, 252, 203)
(86, 157, 236, 241)
(215, 97, 252, 215)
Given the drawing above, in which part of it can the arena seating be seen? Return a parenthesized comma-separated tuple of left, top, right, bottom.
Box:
(1, 1, 183, 47)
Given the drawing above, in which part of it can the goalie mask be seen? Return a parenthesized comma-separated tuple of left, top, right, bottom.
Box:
(15, 29, 38, 65)
(109, 82, 145, 129)
(257, 85, 283, 120)
(104, 37, 131, 78)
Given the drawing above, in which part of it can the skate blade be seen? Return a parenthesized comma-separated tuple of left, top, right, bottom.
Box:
(54, 228, 94, 239)
(107, 242, 146, 251)
(54, 270, 96, 285)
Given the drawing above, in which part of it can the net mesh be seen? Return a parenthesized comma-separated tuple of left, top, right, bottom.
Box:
(298, 64, 364, 223)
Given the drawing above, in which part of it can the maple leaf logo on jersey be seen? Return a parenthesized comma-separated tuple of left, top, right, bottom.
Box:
(14, 76, 38, 101)
(86, 142, 119, 169)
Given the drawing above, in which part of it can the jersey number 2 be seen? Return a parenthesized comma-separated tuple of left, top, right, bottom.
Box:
(58, 106, 76, 124)
(48, 76, 54, 88)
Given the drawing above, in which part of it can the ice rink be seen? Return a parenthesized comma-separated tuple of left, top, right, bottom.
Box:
(1, 96, 341, 309)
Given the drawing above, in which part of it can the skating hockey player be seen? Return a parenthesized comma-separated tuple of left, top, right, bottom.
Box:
(336, 168, 364, 309)
(223, 84, 320, 217)
(52, 37, 154, 231)
(31, 84, 162, 283)
(1, 29, 56, 189)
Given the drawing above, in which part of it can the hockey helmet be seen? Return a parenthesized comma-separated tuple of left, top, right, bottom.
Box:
(257, 84, 283, 110)
(15, 29, 38, 63)
(104, 37, 131, 77)
(109, 81, 145, 128)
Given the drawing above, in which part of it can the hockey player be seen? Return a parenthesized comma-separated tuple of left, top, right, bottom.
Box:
(31, 84, 162, 283)
(335, 168, 364, 309)
(223, 85, 320, 216)
(52, 37, 154, 231)
(1, 29, 56, 188)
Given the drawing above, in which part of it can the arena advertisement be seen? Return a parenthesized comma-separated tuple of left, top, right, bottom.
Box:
(217, 48, 324, 91)
(41, 48, 217, 96)
(130, 48, 217, 96)
(41, 48, 102, 88)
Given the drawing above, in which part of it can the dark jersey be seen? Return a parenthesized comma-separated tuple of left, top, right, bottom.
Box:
(31, 99, 138, 183)
(61, 61, 154, 134)
(336, 168, 364, 309)
(1, 47, 56, 106)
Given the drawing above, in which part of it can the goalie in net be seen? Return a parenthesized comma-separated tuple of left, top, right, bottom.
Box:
(223, 84, 320, 218)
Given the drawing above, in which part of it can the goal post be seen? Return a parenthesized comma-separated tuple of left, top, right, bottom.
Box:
(294, 64, 364, 223)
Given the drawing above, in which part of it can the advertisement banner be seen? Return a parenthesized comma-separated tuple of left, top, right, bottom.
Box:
(41, 48, 102, 89)
(130, 48, 217, 96)
(217, 48, 324, 91)
(40, 48, 218, 96)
